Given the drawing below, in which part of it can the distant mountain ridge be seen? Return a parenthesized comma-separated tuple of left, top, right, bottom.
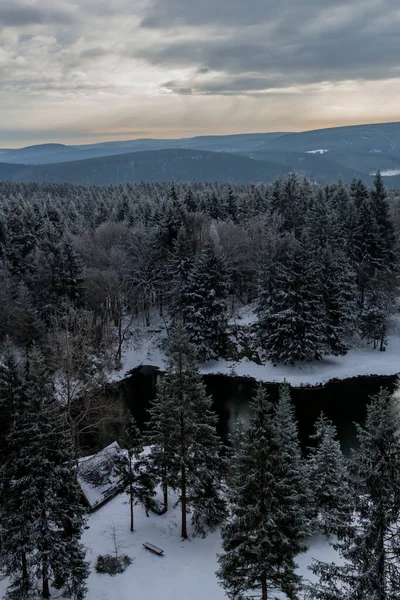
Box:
(0, 133, 288, 165)
(1, 121, 400, 186)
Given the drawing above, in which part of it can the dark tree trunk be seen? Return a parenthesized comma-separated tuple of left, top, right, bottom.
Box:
(261, 577, 267, 600)
(42, 564, 50, 599)
(129, 457, 134, 532)
(181, 464, 187, 539)
(162, 475, 168, 511)
(21, 550, 28, 582)
(377, 518, 385, 600)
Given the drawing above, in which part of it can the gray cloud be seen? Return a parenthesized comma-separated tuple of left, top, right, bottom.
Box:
(79, 47, 109, 59)
(0, 2, 76, 27)
(136, 0, 400, 93)
(140, 0, 323, 28)
(1, 0, 400, 146)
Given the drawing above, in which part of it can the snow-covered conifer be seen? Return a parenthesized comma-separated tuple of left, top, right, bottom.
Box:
(307, 413, 350, 535)
(273, 383, 311, 534)
(116, 414, 156, 531)
(0, 348, 89, 600)
(147, 322, 226, 538)
(309, 389, 400, 599)
(180, 245, 229, 361)
(217, 384, 307, 600)
(257, 235, 326, 364)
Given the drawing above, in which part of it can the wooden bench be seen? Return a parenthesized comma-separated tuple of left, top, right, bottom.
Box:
(143, 542, 164, 556)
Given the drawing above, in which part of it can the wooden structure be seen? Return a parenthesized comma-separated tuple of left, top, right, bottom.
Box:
(143, 542, 164, 556)
(78, 441, 123, 511)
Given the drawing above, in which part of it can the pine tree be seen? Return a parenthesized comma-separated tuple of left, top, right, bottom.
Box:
(217, 384, 307, 600)
(116, 414, 156, 532)
(0, 342, 24, 465)
(352, 183, 381, 306)
(180, 245, 229, 361)
(371, 171, 396, 269)
(321, 246, 357, 355)
(273, 383, 311, 534)
(146, 373, 178, 512)
(307, 189, 357, 355)
(12, 282, 43, 347)
(309, 389, 400, 599)
(147, 322, 226, 538)
(226, 186, 238, 223)
(350, 177, 369, 211)
(307, 413, 350, 535)
(257, 236, 326, 364)
(168, 227, 194, 320)
(61, 236, 85, 305)
(0, 348, 89, 600)
(184, 187, 197, 212)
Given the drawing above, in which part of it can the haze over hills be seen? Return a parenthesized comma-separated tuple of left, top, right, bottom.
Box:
(0, 133, 288, 166)
(1, 121, 400, 186)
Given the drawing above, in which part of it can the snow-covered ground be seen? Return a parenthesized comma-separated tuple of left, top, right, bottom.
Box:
(369, 169, 400, 177)
(0, 489, 337, 600)
(200, 337, 400, 387)
(111, 308, 400, 387)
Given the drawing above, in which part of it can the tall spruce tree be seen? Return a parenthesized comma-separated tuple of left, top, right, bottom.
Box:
(147, 322, 226, 538)
(309, 389, 400, 599)
(168, 227, 195, 320)
(217, 384, 307, 600)
(116, 414, 156, 532)
(371, 171, 396, 269)
(352, 183, 381, 307)
(307, 413, 350, 535)
(257, 235, 326, 364)
(273, 383, 311, 534)
(0, 348, 89, 600)
(180, 245, 229, 361)
(0, 342, 24, 465)
(307, 190, 357, 355)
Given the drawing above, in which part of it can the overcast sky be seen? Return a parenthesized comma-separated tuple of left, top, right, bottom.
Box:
(1, 0, 399, 147)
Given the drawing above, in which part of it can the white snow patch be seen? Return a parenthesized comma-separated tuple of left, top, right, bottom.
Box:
(0, 488, 338, 600)
(369, 169, 400, 176)
(110, 316, 168, 382)
(110, 311, 400, 388)
(202, 313, 400, 386)
(306, 149, 329, 154)
(227, 303, 258, 327)
(200, 332, 400, 387)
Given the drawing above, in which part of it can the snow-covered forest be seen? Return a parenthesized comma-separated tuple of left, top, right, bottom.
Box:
(1, 172, 400, 599)
(2, 324, 400, 599)
(0, 172, 398, 366)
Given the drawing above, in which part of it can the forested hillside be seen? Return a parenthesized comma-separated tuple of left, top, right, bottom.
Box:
(0, 173, 398, 366)
(3, 121, 400, 186)
(0, 173, 399, 600)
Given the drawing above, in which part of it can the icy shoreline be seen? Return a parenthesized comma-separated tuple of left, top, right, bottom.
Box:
(112, 327, 400, 389)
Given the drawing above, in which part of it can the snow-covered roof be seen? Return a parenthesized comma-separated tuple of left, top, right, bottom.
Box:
(78, 441, 123, 510)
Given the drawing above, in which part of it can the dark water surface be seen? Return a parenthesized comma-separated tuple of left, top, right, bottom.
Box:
(121, 367, 398, 454)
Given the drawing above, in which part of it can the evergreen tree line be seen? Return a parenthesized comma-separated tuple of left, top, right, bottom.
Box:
(0, 173, 398, 365)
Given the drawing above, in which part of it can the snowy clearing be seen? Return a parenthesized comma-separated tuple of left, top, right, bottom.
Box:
(111, 309, 400, 387)
(0, 490, 337, 600)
